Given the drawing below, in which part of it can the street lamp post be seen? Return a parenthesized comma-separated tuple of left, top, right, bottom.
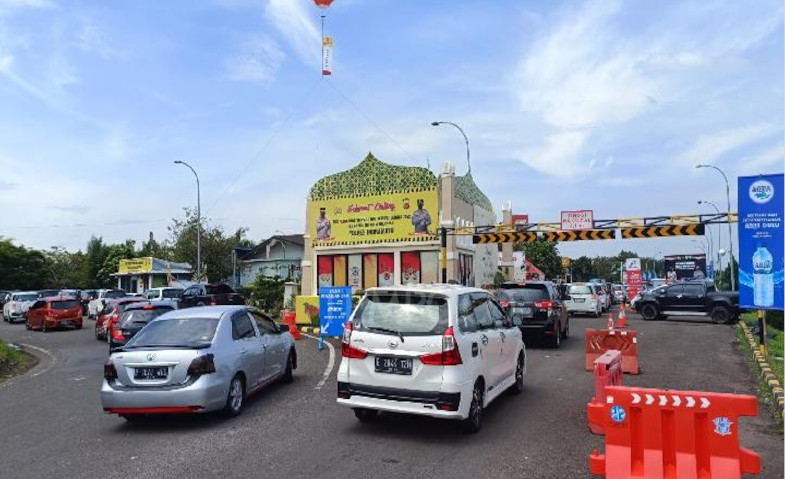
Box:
(698, 200, 722, 279)
(431, 121, 471, 173)
(696, 164, 735, 291)
(174, 161, 201, 283)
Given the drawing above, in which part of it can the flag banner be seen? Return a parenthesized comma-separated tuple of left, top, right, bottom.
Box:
(322, 36, 333, 76)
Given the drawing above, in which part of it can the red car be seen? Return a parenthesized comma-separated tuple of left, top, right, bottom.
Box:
(26, 297, 83, 332)
(95, 297, 146, 341)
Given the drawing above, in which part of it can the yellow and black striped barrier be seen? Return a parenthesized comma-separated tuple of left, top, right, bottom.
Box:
(473, 232, 538, 244)
(621, 224, 705, 239)
(542, 229, 615, 242)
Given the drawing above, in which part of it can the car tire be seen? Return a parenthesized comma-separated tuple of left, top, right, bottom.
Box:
(353, 408, 378, 423)
(25, 320, 31, 330)
(549, 326, 561, 348)
(710, 305, 735, 325)
(223, 374, 245, 418)
(282, 351, 294, 383)
(75, 322, 82, 330)
(41, 321, 48, 333)
(462, 380, 484, 433)
(95, 326, 101, 340)
(561, 319, 570, 339)
(593, 308, 600, 318)
(640, 303, 659, 321)
(511, 354, 524, 395)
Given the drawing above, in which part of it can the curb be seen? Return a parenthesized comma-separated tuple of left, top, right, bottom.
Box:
(739, 321, 784, 420)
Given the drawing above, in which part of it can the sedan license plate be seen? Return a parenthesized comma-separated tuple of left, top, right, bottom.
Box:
(374, 356, 413, 375)
(514, 307, 533, 317)
(574, 298, 585, 303)
(134, 367, 168, 380)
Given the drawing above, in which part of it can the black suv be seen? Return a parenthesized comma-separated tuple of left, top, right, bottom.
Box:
(636, 281, 740, 324)
(496, 281, 569, 348)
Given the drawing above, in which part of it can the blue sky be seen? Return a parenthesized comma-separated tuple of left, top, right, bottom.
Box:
(0, 0, 782, 264)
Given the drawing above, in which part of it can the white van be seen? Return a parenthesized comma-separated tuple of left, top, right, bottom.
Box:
(336, 285, 526, 433)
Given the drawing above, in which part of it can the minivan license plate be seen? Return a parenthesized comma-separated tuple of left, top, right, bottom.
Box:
(134, 367, 168, 380)
(375, 356, 413, 375)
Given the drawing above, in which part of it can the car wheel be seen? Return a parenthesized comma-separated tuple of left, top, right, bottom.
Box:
(223, 374, 245, 417)
(95, 325, 101, 340)
(710, 305, 735, 325)
(462, 380, 484, 433)
(75, 322, 82, 330)
(353, 408, 378, 423)
(593, 308, 600, 318)
(640, 303, 659, 321)
(561, 318, 570, 339)
(41, 321, 48, 333)
(549, 325, 561, 348)
(282, 351, 294, 383)
(511, 354, 524, 395)
(25, 320, 31, 330)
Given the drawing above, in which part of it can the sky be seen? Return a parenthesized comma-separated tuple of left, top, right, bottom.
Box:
(0, 0, 782, 266)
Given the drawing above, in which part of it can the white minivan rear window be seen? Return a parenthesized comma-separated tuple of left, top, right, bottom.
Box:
(354, 293, 448, 336)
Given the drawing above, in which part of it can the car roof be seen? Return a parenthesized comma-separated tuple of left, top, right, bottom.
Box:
(499, 281, 552, 287)
(13, 291, 39, 296)
(364, 284, 486, 299)
(123, 300, 177, 311)
(153, 305, 254, 320)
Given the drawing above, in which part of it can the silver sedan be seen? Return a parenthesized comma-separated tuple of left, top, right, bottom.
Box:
(101, 305, 296, 420)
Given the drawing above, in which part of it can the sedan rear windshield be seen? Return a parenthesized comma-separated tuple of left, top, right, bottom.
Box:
(15, 293, 38, 302)
(105, 290, 126, 299)
(162, 289, 182, 298)
(206, 285, 232, 295)
(125, 318, 219, 348)
(120, 308, 173, 328)
(51, 300, 79, 310)
(497, 287, 548, 302)
(353, 294, 448, 336)
(569, 285, 593, 295)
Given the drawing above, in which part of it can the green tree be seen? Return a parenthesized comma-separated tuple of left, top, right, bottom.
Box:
(519, 241, 562, 280)
(96, 241, 136, 287)
(44, 247, 87, 288)
(0, 238, 49, 290)
(250, 275, 285, 314)
(167, 208, 252, 283)
(571, 256, 595, 282)
(715, 256, 738, 291)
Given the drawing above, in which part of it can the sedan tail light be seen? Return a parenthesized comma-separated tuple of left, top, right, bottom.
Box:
(104, 361, 118, 380)
(499, 300, 510, 309)
(187, 354, 216, 376)
(111, 327, 125, 341)
(420, 326, 462, 366)
(534, 301, 553, 310)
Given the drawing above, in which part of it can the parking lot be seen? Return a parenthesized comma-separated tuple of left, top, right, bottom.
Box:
(0, 308, 781, 479)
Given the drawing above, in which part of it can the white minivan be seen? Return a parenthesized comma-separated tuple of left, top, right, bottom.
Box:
(336, 285, 526, 433)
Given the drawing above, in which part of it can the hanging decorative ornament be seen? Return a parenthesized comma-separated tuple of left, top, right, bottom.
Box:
(312, 0, 334, 9)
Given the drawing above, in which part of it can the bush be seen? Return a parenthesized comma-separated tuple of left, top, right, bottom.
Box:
(767, 310, 783, 331)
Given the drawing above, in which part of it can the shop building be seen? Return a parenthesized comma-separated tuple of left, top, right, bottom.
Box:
(113, 257, 192, 293)
(300, 152, 498, 296)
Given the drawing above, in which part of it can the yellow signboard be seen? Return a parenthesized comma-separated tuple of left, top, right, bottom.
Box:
(309, 188, 439, 246)
(118, 257, 153, 274)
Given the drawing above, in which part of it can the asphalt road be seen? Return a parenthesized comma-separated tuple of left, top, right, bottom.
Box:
(0, 309, 781, 479)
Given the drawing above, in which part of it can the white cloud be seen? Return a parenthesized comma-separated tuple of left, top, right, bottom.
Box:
(225, 34, 285, 84)
(678, 123, 779, 167)
(520, 131, 589, 177)
(738, 142, 784, 174)
(265, 0, 320, 68)
(73, 17, 120, 59)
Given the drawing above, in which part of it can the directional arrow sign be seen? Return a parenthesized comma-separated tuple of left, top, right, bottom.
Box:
(672, 395, 681, 407)
(659, 395, 667, 406)
(700, 397, 711, 409)
(645, 394, 655, 405)
(631, 393, 641, 404)
(686, 396, 696, 408)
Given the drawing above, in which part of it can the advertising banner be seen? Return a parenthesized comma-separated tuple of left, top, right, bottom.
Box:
(309, 188, 439, 246)
(738, 174, 784, 310)
(664, 254, 707, 283)
(512, 214, 529, 226)
(322, 36, 333, 76)
(560, 210, 594, 230)
(625, 258, 642, 300)
(118, 257, 153, 274)
(319, 286, 352, 337)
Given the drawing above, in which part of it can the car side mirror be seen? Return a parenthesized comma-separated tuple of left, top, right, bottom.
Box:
(278, 323, 290, 333)
(512, 318, 522, 327)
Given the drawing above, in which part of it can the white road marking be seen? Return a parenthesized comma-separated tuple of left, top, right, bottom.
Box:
(20, 343, 57, 377)
(302, 333, 335, 391)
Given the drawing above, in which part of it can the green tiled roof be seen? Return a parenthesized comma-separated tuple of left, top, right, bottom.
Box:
(308, 152, 438, 200)
(445, 172, 494, 213)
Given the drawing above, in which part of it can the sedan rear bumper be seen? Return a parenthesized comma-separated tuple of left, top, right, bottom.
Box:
(101, 375, 227, 414)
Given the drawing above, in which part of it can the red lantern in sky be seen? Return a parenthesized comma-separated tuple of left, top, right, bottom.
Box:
(313, 0, 334, 9)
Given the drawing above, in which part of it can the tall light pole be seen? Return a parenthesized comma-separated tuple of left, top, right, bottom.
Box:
(431, 121, 471, 174)
(698, 200, 722, 278)
(696, 164, 735, 290)
(174, 161, 201, 283)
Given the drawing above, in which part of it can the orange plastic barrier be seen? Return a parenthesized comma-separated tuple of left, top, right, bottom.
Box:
(585, 328, 640, 374)
(282, 310, 301, 340)
(588, 349, 623, 435)
(588, 385, 760, 479)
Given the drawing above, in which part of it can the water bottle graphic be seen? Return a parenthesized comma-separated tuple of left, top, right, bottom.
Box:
(752, 243, 774, 307)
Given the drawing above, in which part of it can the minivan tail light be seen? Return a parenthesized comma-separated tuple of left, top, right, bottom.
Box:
(420, 326, 462, 366)
(187, 354, 216, 376)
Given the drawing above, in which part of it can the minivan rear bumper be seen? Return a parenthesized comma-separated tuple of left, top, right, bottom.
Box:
(337, 381, 465, 419)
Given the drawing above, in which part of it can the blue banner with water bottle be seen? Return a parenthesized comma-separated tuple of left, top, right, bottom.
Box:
(738, 174, 784, 310)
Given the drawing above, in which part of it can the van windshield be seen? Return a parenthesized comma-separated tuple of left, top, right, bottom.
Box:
(569, 285, 593, 295)
(354, 293, 448, 336)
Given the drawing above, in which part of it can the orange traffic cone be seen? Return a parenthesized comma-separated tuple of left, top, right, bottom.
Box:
(608, 311, 615, 331)
(618, 304, 627, 328)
